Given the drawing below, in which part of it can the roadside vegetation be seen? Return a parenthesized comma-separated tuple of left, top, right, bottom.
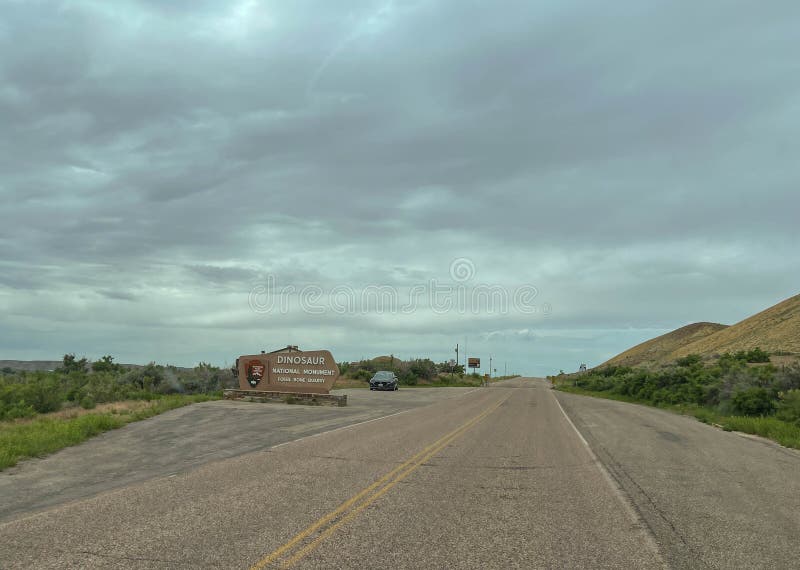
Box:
(552, 348, 800, 449)
(0, 355, 231, 470)
(336, 356, 517, 388)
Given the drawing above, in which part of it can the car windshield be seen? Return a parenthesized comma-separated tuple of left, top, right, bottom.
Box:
(372, 372, 394, 380)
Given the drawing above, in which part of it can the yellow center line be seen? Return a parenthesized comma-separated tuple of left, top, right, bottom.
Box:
(280, 406, 498, 568)
(249, 395, 508, 570)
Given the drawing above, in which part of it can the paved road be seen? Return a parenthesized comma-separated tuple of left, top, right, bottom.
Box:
(1, 378, 798, 568)
(557, 388, 800, 569)
(0, 387, 477, 523)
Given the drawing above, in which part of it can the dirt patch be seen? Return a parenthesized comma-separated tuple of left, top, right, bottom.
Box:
(332, 378, 369, 389)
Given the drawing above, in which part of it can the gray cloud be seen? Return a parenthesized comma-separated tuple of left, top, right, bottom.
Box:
(1, 0, 798, 374)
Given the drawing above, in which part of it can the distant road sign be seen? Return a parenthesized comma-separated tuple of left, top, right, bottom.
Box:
(468, 357, 480, 368)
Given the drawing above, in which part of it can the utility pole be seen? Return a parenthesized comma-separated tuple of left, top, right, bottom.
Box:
(464, 337, 467, 376)
(455, 343, 459, 370)
(489, 356, 493, 380)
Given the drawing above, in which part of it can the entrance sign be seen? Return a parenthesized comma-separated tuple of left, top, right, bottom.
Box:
(237, 349, 339, 394)
(468, 357, 480, 368)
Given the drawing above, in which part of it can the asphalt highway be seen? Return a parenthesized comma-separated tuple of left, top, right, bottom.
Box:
(0, 386, 477, 523)
(1, 378, 798, 568)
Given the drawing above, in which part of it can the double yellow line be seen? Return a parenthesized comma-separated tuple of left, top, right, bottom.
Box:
(250, 396, 506, 569)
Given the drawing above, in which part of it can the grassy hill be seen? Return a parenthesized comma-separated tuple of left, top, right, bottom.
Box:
(670, 293, 800, 360)
(601, 322, 728, 368)
(599, 293, 800, 369)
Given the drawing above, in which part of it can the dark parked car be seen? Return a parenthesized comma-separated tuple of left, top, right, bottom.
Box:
(369, 371, 399, 391)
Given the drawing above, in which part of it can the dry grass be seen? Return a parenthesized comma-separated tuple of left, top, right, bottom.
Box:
(768, 354, 800, 367)
(602, 322, 728, 368)
(601, 293, 800, 369)
(7, 400, 155, 425)
(671, 293, 800, 359)
(332, 377, 369, 389)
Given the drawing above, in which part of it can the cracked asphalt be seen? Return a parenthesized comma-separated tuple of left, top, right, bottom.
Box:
(1, 378, 798, 568)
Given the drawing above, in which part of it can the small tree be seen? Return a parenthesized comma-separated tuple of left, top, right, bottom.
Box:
(744, 347, 771, 363)
(60, 354, 88, 373)
(92, 355, 122, 374)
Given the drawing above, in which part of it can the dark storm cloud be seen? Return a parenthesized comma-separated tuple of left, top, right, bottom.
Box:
(1, 0, 799, 373)
(97, 289, 138, 302)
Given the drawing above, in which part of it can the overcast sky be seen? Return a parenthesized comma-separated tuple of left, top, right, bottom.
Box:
(1, 1, 798, 375)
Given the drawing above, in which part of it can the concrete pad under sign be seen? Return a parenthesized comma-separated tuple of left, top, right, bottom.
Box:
(223, 389, 347, 407)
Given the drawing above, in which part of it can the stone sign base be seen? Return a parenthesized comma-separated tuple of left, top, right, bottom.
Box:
(223, 389, 347, 407)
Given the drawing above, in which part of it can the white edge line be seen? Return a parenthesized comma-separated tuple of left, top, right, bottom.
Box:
(553, 394, 591, 448)
(551, 390, 665, 562)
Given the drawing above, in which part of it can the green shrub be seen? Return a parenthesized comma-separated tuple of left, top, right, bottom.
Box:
(92, 355, 123, 374)
(189, 363, 227, 393)
(18, 376, 63, 414)
(732, 387, 775, 416)
(775, 365, 800, 392)
(408, 359, 437, 381)
(740, 347, 771, 363)
(354, 369, 373, 381)
(400, 370, 419, 385)
(777, 390, 800, 424)
(0, 403, 36, 421)
(120, 363, 164, 392)
(676, 354, 702, 367)
(79, 395, 96, 410)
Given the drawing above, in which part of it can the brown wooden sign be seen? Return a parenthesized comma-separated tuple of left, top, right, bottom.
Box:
(468, 357, 480, 368)
(237, 350, 339, 394)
